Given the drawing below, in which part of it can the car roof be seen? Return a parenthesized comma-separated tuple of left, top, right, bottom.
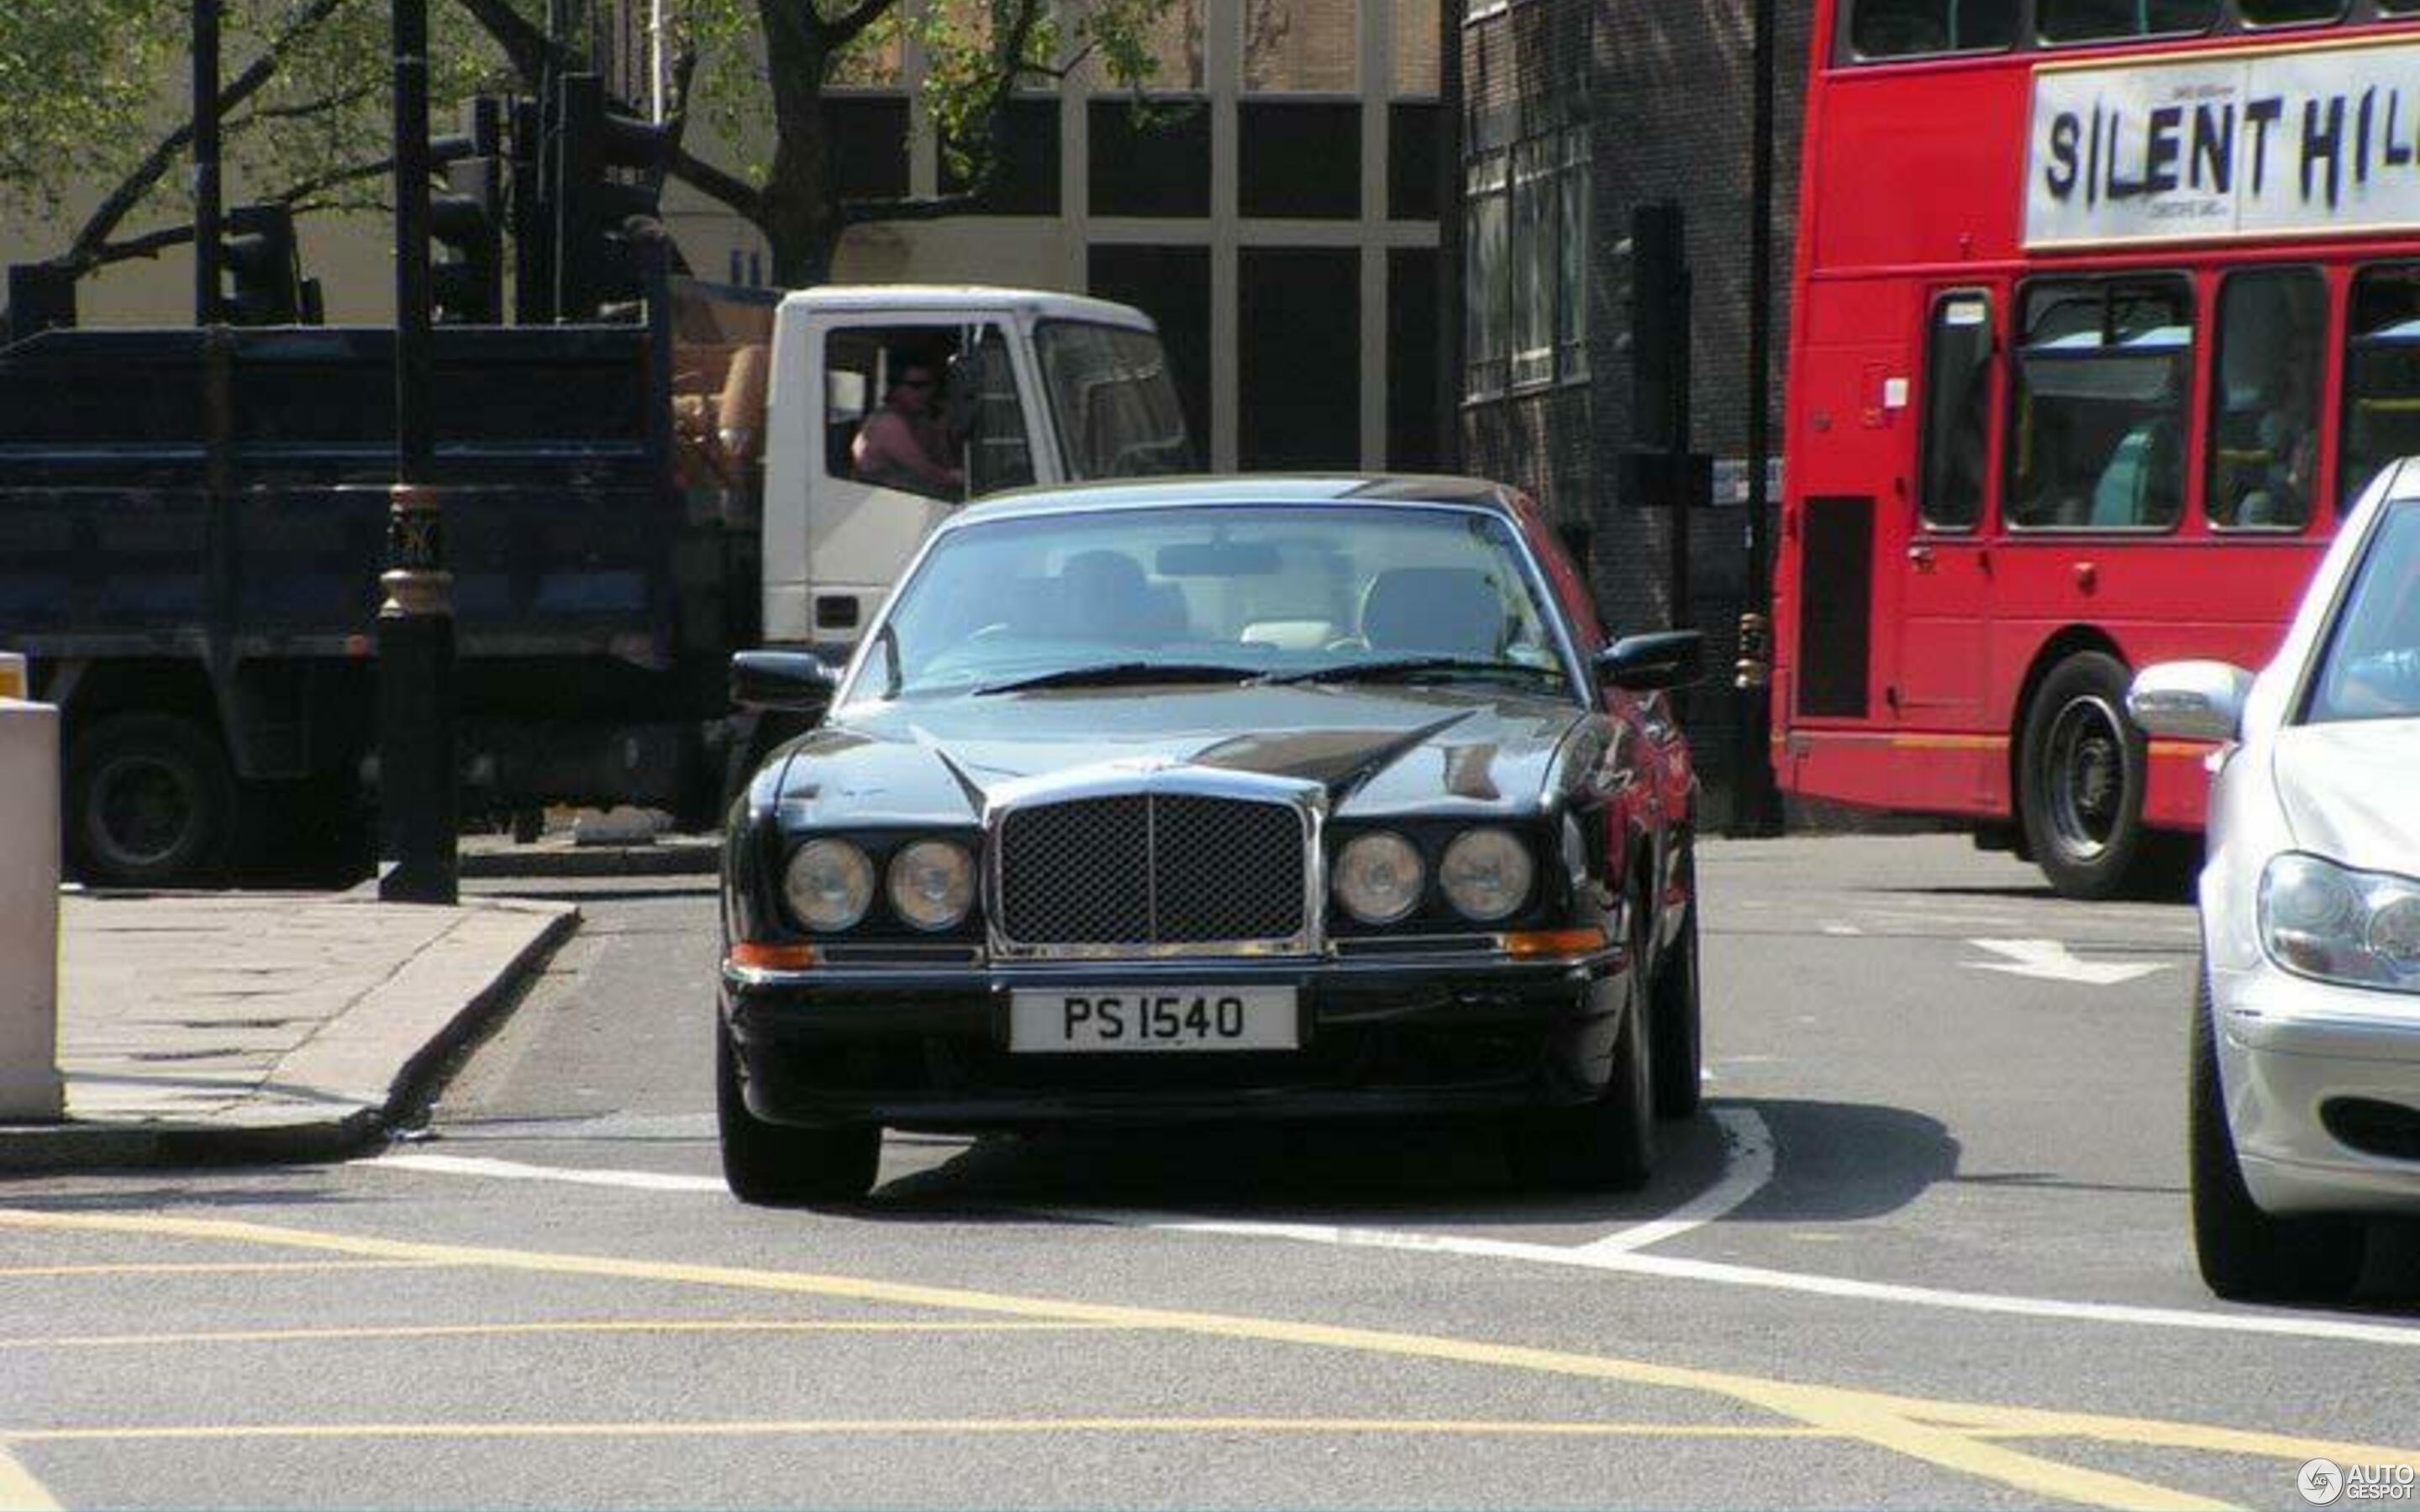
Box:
(953, 475, 1524, 526)
(783, 284, 1155, 330)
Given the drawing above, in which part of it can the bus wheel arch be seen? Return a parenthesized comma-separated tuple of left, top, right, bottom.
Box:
(2009, 633, 2153, 900)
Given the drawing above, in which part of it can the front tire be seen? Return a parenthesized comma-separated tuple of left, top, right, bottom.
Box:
(2018, 651, 2153, 900)
(716, 1016, 881, 1205)
(65, 712, 237, 887)
(2189, 964, 2365, 1301)
(1649, 890, 1703, 1121)
(1516, 953, 1655, 1191)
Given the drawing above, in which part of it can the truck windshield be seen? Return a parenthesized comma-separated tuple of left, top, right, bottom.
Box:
(1034, 321, 1194, 478)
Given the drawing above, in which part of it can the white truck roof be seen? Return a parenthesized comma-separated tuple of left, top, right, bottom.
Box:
(783, 284, 1156, 331)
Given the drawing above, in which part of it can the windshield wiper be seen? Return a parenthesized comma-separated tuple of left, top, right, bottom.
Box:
(971, 661, 1263, 696)
(1264, 657, 1563, 688)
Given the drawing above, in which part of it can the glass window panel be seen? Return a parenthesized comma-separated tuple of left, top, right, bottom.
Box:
(1920, 293, 1995, 531)
(1510, 137, 1556, 387)
(1388, 248, 1442, 470)
(1239, 102, 1361, 218)
(1394, 0, 1441, 96)
(1556, 129, 1589, 377)
(1849, 0, 2019, 58)
(2343, 265, 2420, 512)
(2006, 278, 2194, 531)
(2307, 503, 2420, 722)
(1244, 0, 1358, 93)
(1389, 102, 1442, 222)
(1071, 0, 1204, 90)
(939, 97, 1061, 215)
(1088, 100, 1212, 217)
(1088, 246, 1212, 455)
(1465, 154, 1510, 397)
(2037, 0, 2216, 43)
(1239, 249, 1360, 469)
(2238, 0, 2342, 22)
(2207, 269, 2324, 533)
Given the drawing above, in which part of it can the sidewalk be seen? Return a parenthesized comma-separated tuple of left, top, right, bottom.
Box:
(0, 891, 576, 1172)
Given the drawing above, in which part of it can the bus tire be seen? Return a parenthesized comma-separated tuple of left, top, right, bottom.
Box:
(2018, 651, 2150, 900)
(65, 712, 238, 888)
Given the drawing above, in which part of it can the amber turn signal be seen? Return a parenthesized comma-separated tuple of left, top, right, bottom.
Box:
(1501, 927, 1609, 959)
(728, 942, 818, 971)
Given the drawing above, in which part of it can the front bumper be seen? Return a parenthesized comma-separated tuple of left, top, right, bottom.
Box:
(722, 948, 1629, 1130)
(2211, 958, 2420, 1217)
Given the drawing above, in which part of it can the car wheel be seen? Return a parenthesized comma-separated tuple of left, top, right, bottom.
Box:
(1517, 942, 1655, 1191)
(716, 1015, 881, 1205)
(1649, 890, 1702, 1122)
(65, 712, 238, 888)
(2189, 963, 2365, 1301)
(2018, 651, 2153, 900)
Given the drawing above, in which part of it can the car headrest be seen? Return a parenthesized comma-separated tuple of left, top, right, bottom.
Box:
(1360, 567, 1504, 658)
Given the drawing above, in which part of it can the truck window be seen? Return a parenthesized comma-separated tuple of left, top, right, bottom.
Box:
(2344, 265, 2420, 513)
(1033, 321, 1194, 479)
(823, 326, 990, 502)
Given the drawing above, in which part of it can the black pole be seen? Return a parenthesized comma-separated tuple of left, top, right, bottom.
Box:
(379, 0, 459, 903)
(1733, 0, 1786, 837)
(192, 0, 223, 323)
(1437, 0, 1465, 472)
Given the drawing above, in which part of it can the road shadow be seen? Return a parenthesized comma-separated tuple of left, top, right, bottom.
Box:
(860, 1097, 1962, 1235)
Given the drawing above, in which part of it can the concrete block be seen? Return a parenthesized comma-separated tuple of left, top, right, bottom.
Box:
(0, 698, 63, 1121)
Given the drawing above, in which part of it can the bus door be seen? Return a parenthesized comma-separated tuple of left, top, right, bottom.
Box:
(1890, 289, 2000, 802)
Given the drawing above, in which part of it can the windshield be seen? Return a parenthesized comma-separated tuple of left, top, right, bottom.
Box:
(855, 504, 1574, 701)
(1034, 321, 1195, 478)
(2307, 501, 2420, 724)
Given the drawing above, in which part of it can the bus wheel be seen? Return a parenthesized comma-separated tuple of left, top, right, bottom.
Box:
(66, 712, 238, 888)
(2018, 651, 2149, 900)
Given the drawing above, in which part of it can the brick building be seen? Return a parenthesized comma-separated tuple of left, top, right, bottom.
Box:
(1456, 0, 1815, 811)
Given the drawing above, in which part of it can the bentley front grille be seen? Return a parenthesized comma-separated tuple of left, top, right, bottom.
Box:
(995, 793, 1307, 950)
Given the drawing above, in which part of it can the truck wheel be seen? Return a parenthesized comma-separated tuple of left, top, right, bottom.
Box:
(66, 713, 237, 887)
(2189, 964, 2365, 1302)
(716, 1016, 881, 1205)
(2018, 651, 2151, 900)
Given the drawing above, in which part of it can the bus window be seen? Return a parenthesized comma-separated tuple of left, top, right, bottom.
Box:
(2037, 0, 2215, 42)
(2207, 269, 2323, 533)
(2344, 265, 2420, 512)
(2007, 278, 2193, 532)
(1919, 293, 1994, 530)
(1849, 0, 2018, 57)
(2238, 0, 2344, 23)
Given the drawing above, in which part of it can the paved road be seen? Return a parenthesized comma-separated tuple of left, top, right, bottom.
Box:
(3, 836, 2415, 1510)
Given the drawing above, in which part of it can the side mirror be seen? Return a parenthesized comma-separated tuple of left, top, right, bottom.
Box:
(1597, 630, 1703, 692)
(2127, 660, 2252, 743)
(731, 651, 840, 717)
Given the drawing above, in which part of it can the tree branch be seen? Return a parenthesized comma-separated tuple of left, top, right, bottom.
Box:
(234, 82, 381, 127)
(63, 0, 356, 270)
(821, 0, 899, 54)
(671, 146, 764, 222)
(448, 0, 575, 88)
(838, 191, 981, 228)
(276, 156, 396, 207)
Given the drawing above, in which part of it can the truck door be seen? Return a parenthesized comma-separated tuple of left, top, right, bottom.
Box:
(1891, 290, 1999, 794)
(801, 319, 1037, 646)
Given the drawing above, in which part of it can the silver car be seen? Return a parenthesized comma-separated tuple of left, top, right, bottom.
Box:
(2131, 464, 2420, 1302)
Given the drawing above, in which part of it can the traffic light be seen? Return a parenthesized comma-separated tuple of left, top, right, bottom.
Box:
(508, 94, 554, 325)
(550, 72, 672, 321)
(219, 203, 305, 325)
(429, 96, 505, 324)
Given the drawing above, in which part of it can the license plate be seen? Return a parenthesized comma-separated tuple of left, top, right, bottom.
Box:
(1009, 987, 1299, 1053)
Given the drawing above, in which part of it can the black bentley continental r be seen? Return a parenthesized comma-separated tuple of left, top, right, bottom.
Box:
(717, 476, 1703, 1203)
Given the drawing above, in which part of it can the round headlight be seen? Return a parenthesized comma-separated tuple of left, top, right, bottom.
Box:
(1334, 832, 1425, 926)
(1440, 827, 1534, 922)
(785, 838, 875, 932)
(887, 839, 976, 932)
(2265, 853, 2362, 937)
(2370, 895, 2420, 968)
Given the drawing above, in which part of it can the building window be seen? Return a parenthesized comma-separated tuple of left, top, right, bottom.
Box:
(1465, 151, 1510, 398)
(1240, 102, 1361, 218)
(1239, 248, 1360, 468)
(1089, 99, 1212, 217)
(1510, 137, 1555, 389)
(1389, 102, 1442, 222)
(1555, 127, 1588, 380)
(824, 96, 911, 203)
(939, 97, 1061, 215)
(1244, 0, 1357, 92)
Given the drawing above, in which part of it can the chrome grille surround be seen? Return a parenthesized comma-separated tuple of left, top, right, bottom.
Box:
(984, 764, 1324, 960)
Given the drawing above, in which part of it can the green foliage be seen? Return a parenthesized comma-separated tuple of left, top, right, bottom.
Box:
(0, 0, 182, 218)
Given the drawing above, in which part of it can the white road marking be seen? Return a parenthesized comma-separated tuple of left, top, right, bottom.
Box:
(1821, 923, 1865, 937)
(1963, 938, 2173, 987)
(355, 1109, 2420, 1349)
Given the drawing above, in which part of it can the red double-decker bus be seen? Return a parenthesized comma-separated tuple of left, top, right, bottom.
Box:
(1773, 0, 2420, 896)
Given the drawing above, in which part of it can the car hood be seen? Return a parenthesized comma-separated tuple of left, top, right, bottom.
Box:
(769, 684, 1595, 827)
(2271, 719, 2420, 874)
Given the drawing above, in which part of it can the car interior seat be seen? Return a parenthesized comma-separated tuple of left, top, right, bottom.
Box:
(1359, 567, 1506, 659)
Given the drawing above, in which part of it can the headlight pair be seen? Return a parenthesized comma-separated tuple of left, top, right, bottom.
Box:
(786, 837, 976, 933)
(1333, 827, 1534, 927)
(2260, 853, 2420, 992)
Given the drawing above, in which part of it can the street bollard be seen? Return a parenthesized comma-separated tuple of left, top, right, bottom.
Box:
(0, 691, 66, 1121)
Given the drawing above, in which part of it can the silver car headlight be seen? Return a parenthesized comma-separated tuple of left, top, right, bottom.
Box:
(786, 838, 876, 932)
(887, 839, 976, 932)
(1440, 827, 1534, 923)
(2259, 853, 2420, 991)
(1334, 832, 1425, 926)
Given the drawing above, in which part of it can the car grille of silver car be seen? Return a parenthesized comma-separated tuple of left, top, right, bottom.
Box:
(995, 793, 1307, 950)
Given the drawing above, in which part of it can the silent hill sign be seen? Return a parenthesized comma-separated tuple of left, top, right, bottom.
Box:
(2026, 40, 2420, 248)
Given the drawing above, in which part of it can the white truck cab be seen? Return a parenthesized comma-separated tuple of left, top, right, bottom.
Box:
(755, 285, 1191, 653)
